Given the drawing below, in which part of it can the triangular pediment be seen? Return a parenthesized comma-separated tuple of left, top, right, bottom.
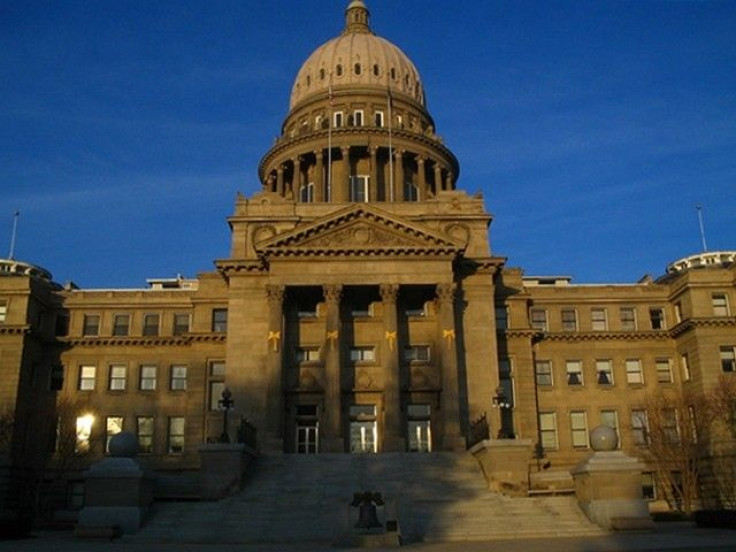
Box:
(255, 205, 464, 258)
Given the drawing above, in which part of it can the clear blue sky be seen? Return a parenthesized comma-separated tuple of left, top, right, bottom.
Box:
(2, 1, 734, 288)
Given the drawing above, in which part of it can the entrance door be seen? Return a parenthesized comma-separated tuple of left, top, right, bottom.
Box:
(349, 405, 377, 453)
(407, 404, 432, 452)
(296, 423, 319, 454)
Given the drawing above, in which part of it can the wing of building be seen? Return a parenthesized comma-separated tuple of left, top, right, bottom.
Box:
(1, 0, 734, 520)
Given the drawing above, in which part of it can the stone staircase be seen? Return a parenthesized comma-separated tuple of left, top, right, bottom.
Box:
(135, 452, 603, 544)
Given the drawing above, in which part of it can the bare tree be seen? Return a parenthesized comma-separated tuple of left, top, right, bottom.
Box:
(702, 375, 736, 509)
(635, 389, 713, 515)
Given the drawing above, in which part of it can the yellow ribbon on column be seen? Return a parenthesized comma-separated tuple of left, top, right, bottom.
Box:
(267, 330, 281, 352)
(443, 329, 455, 347)
(326, 330, 339, 350)
(385, 330, 397, 351)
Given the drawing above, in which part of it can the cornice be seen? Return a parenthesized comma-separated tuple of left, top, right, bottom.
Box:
(0, 325, 30, 336)
(669, 317, 736, 338)
(259, 126, 459, 181)
(60, 334, 226, 348)
(215, 260, 267, 279)
(501, 329, 671, 342)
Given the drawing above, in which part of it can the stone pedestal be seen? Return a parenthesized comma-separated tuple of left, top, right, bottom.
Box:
(77, 434, 154, 535)
(198, 443, 256, 500)
(469, 438, 533, 496)
(570, 426, 653, 531)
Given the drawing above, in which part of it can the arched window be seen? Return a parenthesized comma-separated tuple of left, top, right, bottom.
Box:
(319, 68, 325, 80)
(336, 64, 343, 77)
(354, 63, 361, 75)
(373, 64, 379, 76)
(390, 68, 396, 80)
(306, 75, 311, 86)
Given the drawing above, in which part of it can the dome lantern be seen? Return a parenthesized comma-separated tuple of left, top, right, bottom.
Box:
(344, 1, 372, 35)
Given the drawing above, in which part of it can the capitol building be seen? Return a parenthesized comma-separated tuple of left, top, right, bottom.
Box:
(1, 1, 734, 528)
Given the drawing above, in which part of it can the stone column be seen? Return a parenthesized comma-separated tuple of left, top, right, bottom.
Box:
(417, 155, 427, 200)
(265, 285, 285, 451)
(380, 284, 404, 451)
(369, 146, 378, 202)
(445, 171, 453, 191)
(323, 284, 343, 452)
(267, 174, 275, 193)
(394, 150, 404, 202)
(436, 283, 465, 450)
(340, 146, 351, 202)
(314, 150, 324, 202)
(276, 166, 284, 196)
(434, 164, 443, 193)
(292, 157, 301, 199)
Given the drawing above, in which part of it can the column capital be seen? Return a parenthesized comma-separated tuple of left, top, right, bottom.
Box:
(314, 149, 323, 159)
(266, 284, 286, 306)
(379, 283, 399, 304)
(340, 146, 351, 155)
(323, 284, 343, 303)
(394, 149, 404, 159)
(436, 283, 456, 304)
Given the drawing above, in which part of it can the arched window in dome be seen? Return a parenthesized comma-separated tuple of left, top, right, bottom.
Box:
(306, 75, 311, 86)
(336, 64, 343, 77)
(320, 68, 325, 80)
(390, 68, 396, 80)
(373, 64, 379, 77)
(354, 63, 361, 75)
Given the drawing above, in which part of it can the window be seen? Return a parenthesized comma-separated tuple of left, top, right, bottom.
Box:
(713, 293, 730, 316)
(349, 175, 369, 202)
(596, 359, 613, 385)
(662, 408, 680, 444)
(350, 347, 375, 362)
(108, 364, 127, 391)
(82, 314, 100, 336)
(566, 360, 583, 386)
(0, 301, 6, 323)
(642, 473, 656, 500)
(137, 416, 154, 454)
(349, 405, 377, 454)
(212, 309, 228, 333)
(649, 308, 665, 330)
(570, 411, 589, 448)
(600, 410, 620, 447)
(656, 358, 673, 383)
(535, 360, 553, 386)
(173, 313, 190, 336)
(353, 109, 363, 126)
(403, 181, 419, 202)
(333, 111, 344, 128)
(495, 306, 508, 330)
(591, 308, 607, 331)
(626, 359, 643, 384)
(170, 365, 187, 391)
(49, 364, 64, 391)
(75, 414, 94, 454)
(105, 416, 123, 453)
(372, 64, 379, 76)
(539, 412, 558, 450)
(55, 314, 69, 336)
(78, 365, 96, 391)
(336, 64, 343, 76)
(631, 409, 649, 445)
(142, 314, 160, 336)
(404, 345, 430, 362)
(681, 353, 690, 382)
(530, 308, 547, 331)
(168, 417, 185, 454)
(620, 307, 637, 331)
(674, 302, 683, 323)
(561, 308, 577, 331)
(296, 347, 320, 363)
(299, 182, 315, 203)
(139, 365, 157, 391)
(112, 314, 130, 336)
(208, 361, 226, 411)
(374, 110, 384, 127)
(720, 346, 736, 373)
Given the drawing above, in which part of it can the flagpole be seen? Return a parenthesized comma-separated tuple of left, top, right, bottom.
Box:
(387, 87, 394, 202)
(696, 204, 708, 252)
(327, 81, 333, 202)
(8, 211, 19, 260)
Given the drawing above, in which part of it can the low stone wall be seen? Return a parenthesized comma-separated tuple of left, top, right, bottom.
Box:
(468, 439, 533, 496)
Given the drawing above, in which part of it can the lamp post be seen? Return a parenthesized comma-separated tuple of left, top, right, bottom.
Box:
(218, 388, 234, 443)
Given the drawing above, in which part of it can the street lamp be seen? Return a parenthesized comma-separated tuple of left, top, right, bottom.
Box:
(218, 388, 234, 443)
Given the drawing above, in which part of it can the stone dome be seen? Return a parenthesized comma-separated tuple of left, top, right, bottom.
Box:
(289, 1, 425, 110)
